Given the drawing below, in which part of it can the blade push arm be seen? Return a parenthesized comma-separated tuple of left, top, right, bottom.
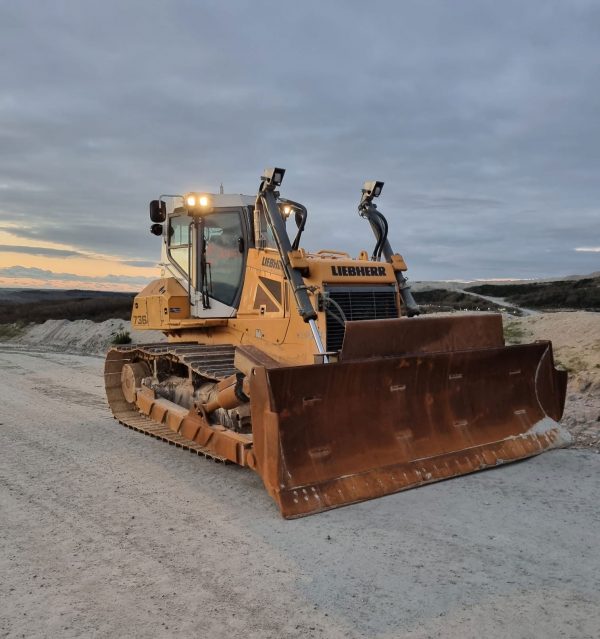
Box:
(255, 168, 328, 359)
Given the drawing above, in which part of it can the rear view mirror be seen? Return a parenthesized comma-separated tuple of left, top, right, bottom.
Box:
(150, 200, 166, 223)
(150, 223, 163, 236)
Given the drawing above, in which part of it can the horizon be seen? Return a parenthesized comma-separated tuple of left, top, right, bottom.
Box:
(2, 270, 598, 295)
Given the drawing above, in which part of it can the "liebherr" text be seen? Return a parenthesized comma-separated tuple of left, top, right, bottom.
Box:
(331, 265, 386, 277)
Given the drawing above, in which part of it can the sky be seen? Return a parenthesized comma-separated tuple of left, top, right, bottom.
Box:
(0, 0, 599, 291)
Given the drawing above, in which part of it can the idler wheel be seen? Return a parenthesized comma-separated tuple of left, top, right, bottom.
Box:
(121, 361, 151, 404)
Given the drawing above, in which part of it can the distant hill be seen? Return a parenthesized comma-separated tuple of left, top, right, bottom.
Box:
(0, 288, 134, 303)
(466, 277, 600, 311)
(411, 289, 511, 314)
(0, 289, 135, 324)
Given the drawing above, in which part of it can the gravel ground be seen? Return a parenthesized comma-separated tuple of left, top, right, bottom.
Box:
(1, 347, 599, 639)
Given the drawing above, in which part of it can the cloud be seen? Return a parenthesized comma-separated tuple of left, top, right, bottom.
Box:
(0, 229, 158, 267)
(0, 244, 82, 258)
(0, 265, 150, 286)
(119, 259, 158, 268)
(1, 2, 600, 280)
(3, 224, 157, 259)
(575, 247, 600, 253)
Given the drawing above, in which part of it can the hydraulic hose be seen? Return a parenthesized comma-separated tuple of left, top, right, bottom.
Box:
(359, 203, 420, 317)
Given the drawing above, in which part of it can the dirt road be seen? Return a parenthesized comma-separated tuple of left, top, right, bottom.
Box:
(1, 347, 599, 639)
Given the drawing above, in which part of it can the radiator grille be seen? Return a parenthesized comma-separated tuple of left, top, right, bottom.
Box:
(324, 285, 398, 352)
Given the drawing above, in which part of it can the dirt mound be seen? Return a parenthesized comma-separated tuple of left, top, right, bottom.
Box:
(504, 311, 600, 448)
(7, 318, 165, 356)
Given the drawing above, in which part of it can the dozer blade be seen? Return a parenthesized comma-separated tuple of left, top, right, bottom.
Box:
(249, 315, 569, 518)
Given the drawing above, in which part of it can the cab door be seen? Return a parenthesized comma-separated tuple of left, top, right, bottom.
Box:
(166, 207, 249, 317)
(201, 210, 246, 309)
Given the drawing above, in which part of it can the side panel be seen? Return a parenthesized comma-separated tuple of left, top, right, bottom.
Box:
(131, 296, 150, 329)
(232, 248, 293, 357)
(132, 278, 191, 330)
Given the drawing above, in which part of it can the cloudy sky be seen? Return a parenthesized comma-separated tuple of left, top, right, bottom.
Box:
(1, 0, 599, 290)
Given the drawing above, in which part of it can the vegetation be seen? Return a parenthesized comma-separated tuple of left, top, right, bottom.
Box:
(0, 291, 135, 325)
(412, 289, 515, 314)
(466, 277, 600, 311)
(112, 330, 132, 344)
(0, 322, 25, 339)
(503, 322, 527, 344)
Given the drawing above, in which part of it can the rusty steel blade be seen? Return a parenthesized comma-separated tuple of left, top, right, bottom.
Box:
(249, 340, 569, 518)
(340, 314, 505, 359)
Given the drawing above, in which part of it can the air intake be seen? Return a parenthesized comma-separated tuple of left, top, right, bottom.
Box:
(324, 285, 398, 352)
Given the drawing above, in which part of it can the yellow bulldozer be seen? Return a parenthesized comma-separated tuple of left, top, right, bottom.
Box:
(105, 168, 569, 518)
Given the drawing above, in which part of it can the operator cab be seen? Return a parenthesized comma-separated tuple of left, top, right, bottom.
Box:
(148, 186, 309, 319)
(150, 193, 255, 318)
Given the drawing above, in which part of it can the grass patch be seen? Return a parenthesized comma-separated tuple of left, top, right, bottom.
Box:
(503, 322, 527, 344)
(566, 354, 587, 374)
(112, 330, 132, 345)
(0, 322, 26, 340)
(555, 354, 588, 374)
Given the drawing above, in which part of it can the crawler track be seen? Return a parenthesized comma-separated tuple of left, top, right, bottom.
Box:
(104, 343, 239, 462)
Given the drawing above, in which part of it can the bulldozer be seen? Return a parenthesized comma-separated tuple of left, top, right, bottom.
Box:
(105, 167, 569, 518)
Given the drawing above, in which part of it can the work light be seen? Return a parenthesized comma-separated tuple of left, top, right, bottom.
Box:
(262, 167, 286, 187)
(184, 193, 211, 212)
(362, 181, 384, 199)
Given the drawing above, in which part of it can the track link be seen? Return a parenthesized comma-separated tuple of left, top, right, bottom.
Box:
(113, 407, 227, 462)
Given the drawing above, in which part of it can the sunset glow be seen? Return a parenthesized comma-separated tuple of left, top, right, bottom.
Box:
(0, 227, 158, 291)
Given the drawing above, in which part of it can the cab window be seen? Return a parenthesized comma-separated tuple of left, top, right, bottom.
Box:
(168, 215, 191, 274)
(204, 211, 244, 306)
(256, 208, 277, 250)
